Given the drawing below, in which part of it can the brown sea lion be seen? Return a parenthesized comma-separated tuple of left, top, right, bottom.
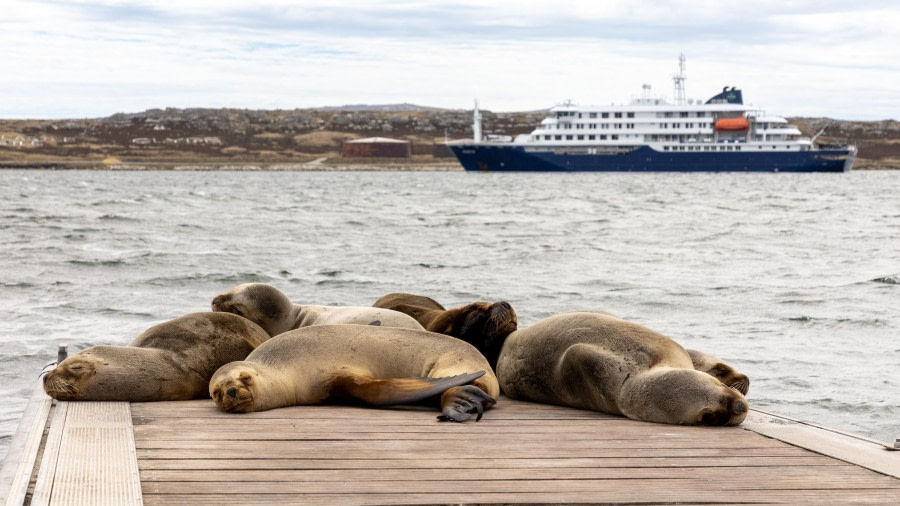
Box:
(210, 324, 499, 422)
(373, 292, 518, 369)
(488, 312, 749, 426)
(687, 349, 750, 394)
(43, 312, 269, 402)
(212, 283, 424, 337)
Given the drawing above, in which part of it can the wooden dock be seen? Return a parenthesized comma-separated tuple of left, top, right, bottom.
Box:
(3, 391, 900, 505)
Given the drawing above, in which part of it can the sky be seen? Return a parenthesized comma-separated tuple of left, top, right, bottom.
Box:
(2, 0, 899, 120)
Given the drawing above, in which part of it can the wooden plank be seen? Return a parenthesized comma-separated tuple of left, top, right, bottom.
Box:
(132, 429, 786, 447)
(139, 477, 900, 495)
(33, 402, 143, 506)
(0, 385, 51, 506)
(743, 410, 900, 478)
(139, 489, 900, 506)
(136, 456, 843, 470)
(31, 402, 68, 506)
(139, 464, 885, 483)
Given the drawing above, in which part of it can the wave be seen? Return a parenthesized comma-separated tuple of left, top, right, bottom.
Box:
(98, 214, 140, 222)
(871, 275, 899, 285)
(146, 272, 279, 286)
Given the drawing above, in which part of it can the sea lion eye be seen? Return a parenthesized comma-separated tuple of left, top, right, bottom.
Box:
(69, 364, 83, 371)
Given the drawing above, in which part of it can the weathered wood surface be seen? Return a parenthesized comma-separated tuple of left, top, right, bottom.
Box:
(31, 402, 142, 506)
(132, 398, 900, 505)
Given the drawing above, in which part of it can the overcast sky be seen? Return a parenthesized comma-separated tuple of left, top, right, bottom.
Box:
(2, 0, 899, 120)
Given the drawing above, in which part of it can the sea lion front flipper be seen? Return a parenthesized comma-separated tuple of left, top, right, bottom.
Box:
(437, 385, 497, 423)
(333, 371, 486, 407)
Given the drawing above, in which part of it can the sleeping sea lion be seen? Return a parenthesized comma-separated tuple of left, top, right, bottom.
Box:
(43, 312, 269, 401)
(373, 292, 518, 368)
(212, 283, 424, 337)
(209, 324, 499, 422)
(477, 312, 749, 426)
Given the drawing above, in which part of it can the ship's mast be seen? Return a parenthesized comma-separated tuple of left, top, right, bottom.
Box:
(473, 100, 483, 142)
(673, 53, 687, 105)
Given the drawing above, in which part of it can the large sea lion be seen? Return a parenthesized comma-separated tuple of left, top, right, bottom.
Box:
(210, 324, 499, 422)
(373, 292, 518, 368)
(484, 312, 749, 426)
(212, 283, 424, 336)
(43, 312, 269, 402)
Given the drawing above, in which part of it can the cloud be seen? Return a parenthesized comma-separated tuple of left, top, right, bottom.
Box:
(1, 0, 899, 119)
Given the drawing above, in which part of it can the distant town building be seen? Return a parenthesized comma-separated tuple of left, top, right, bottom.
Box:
(131, 138, 154, 145)
(341, 137, 411, 158)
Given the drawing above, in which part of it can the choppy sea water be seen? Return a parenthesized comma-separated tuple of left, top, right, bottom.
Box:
(1, 169, 898, 461)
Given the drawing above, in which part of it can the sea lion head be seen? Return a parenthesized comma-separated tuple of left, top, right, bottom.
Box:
(43, 354, 99, 401)
(211, 283, 293, 336)
(687, 349, 750, 394)
(622, 368, 749, 426)
(432, 301, 518, 368)
(210, 361, 267, 413)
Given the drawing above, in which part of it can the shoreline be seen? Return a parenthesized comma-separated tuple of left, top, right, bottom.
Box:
(0, 159, 464, 171)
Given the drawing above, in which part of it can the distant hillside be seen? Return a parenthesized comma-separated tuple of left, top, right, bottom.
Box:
(315, 103, 454, 112)
(0, 107, 897, 169)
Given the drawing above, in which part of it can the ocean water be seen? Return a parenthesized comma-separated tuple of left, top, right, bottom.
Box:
(1, 169, 898, 461)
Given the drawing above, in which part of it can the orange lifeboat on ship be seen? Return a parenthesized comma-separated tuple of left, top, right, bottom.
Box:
(715, 117, 750, 131)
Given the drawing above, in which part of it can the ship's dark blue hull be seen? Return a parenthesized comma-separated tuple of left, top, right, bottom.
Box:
(449, 145, 853, 172)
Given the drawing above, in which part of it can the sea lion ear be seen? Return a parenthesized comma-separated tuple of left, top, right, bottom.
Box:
(331, 371, 486, 406)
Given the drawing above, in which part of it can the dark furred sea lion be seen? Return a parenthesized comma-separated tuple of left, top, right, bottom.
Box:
(43, 312, 269, 402)
(210, 324, 499, 422)
(212, 283, 424, 336)
(484, 312, 749, 426)
(373, 292, 518, 369)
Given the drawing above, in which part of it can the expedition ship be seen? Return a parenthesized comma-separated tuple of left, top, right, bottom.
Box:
(449, 56, 856, 172)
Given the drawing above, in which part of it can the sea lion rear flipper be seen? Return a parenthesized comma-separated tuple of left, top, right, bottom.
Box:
(437, 385, 497, 423)
(333, 371, 486, 407)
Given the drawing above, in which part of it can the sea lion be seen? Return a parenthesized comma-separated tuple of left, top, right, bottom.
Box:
(212, 283, 424, 337)
(43, 312, 269, 402)
(488, 312, 749, 426)
(687, 349, 750, 394)
(373, 292, 518, 369)
(210, 324, 499, 422)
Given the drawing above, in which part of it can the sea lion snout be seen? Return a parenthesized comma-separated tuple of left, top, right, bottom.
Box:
(733, 399, 748, 415)
(226, 387, 238, 398)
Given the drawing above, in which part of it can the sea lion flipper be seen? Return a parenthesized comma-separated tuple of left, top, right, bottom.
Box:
(333, 371, 486, 407)
(437, 384, 497, 423)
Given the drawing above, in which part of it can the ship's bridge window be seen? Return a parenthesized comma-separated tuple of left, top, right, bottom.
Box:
(577, 135, 584, 140)
(627, 112, 635, 118)
(614, 112, 623, 118)
(611, 135, 619, 140)
(680, 112, 689, 117)
(600, 135, 607, 140)
(589, 124, 597, 129)
(588, 135, 596, 140)
(601, 112, 609, 118)
(544, 135, 551, 140)
(554, 135, 561, 140)
(566, 135, 573, 140)
(664, 146, 670, 151)
(664, 112, 673, 118)
(589, 113, 597, 118)
(696, 112, 705, 117)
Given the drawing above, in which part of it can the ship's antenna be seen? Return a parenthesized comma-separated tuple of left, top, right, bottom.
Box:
(473, 100, 483, 142)
(673, 53, 687, 105)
